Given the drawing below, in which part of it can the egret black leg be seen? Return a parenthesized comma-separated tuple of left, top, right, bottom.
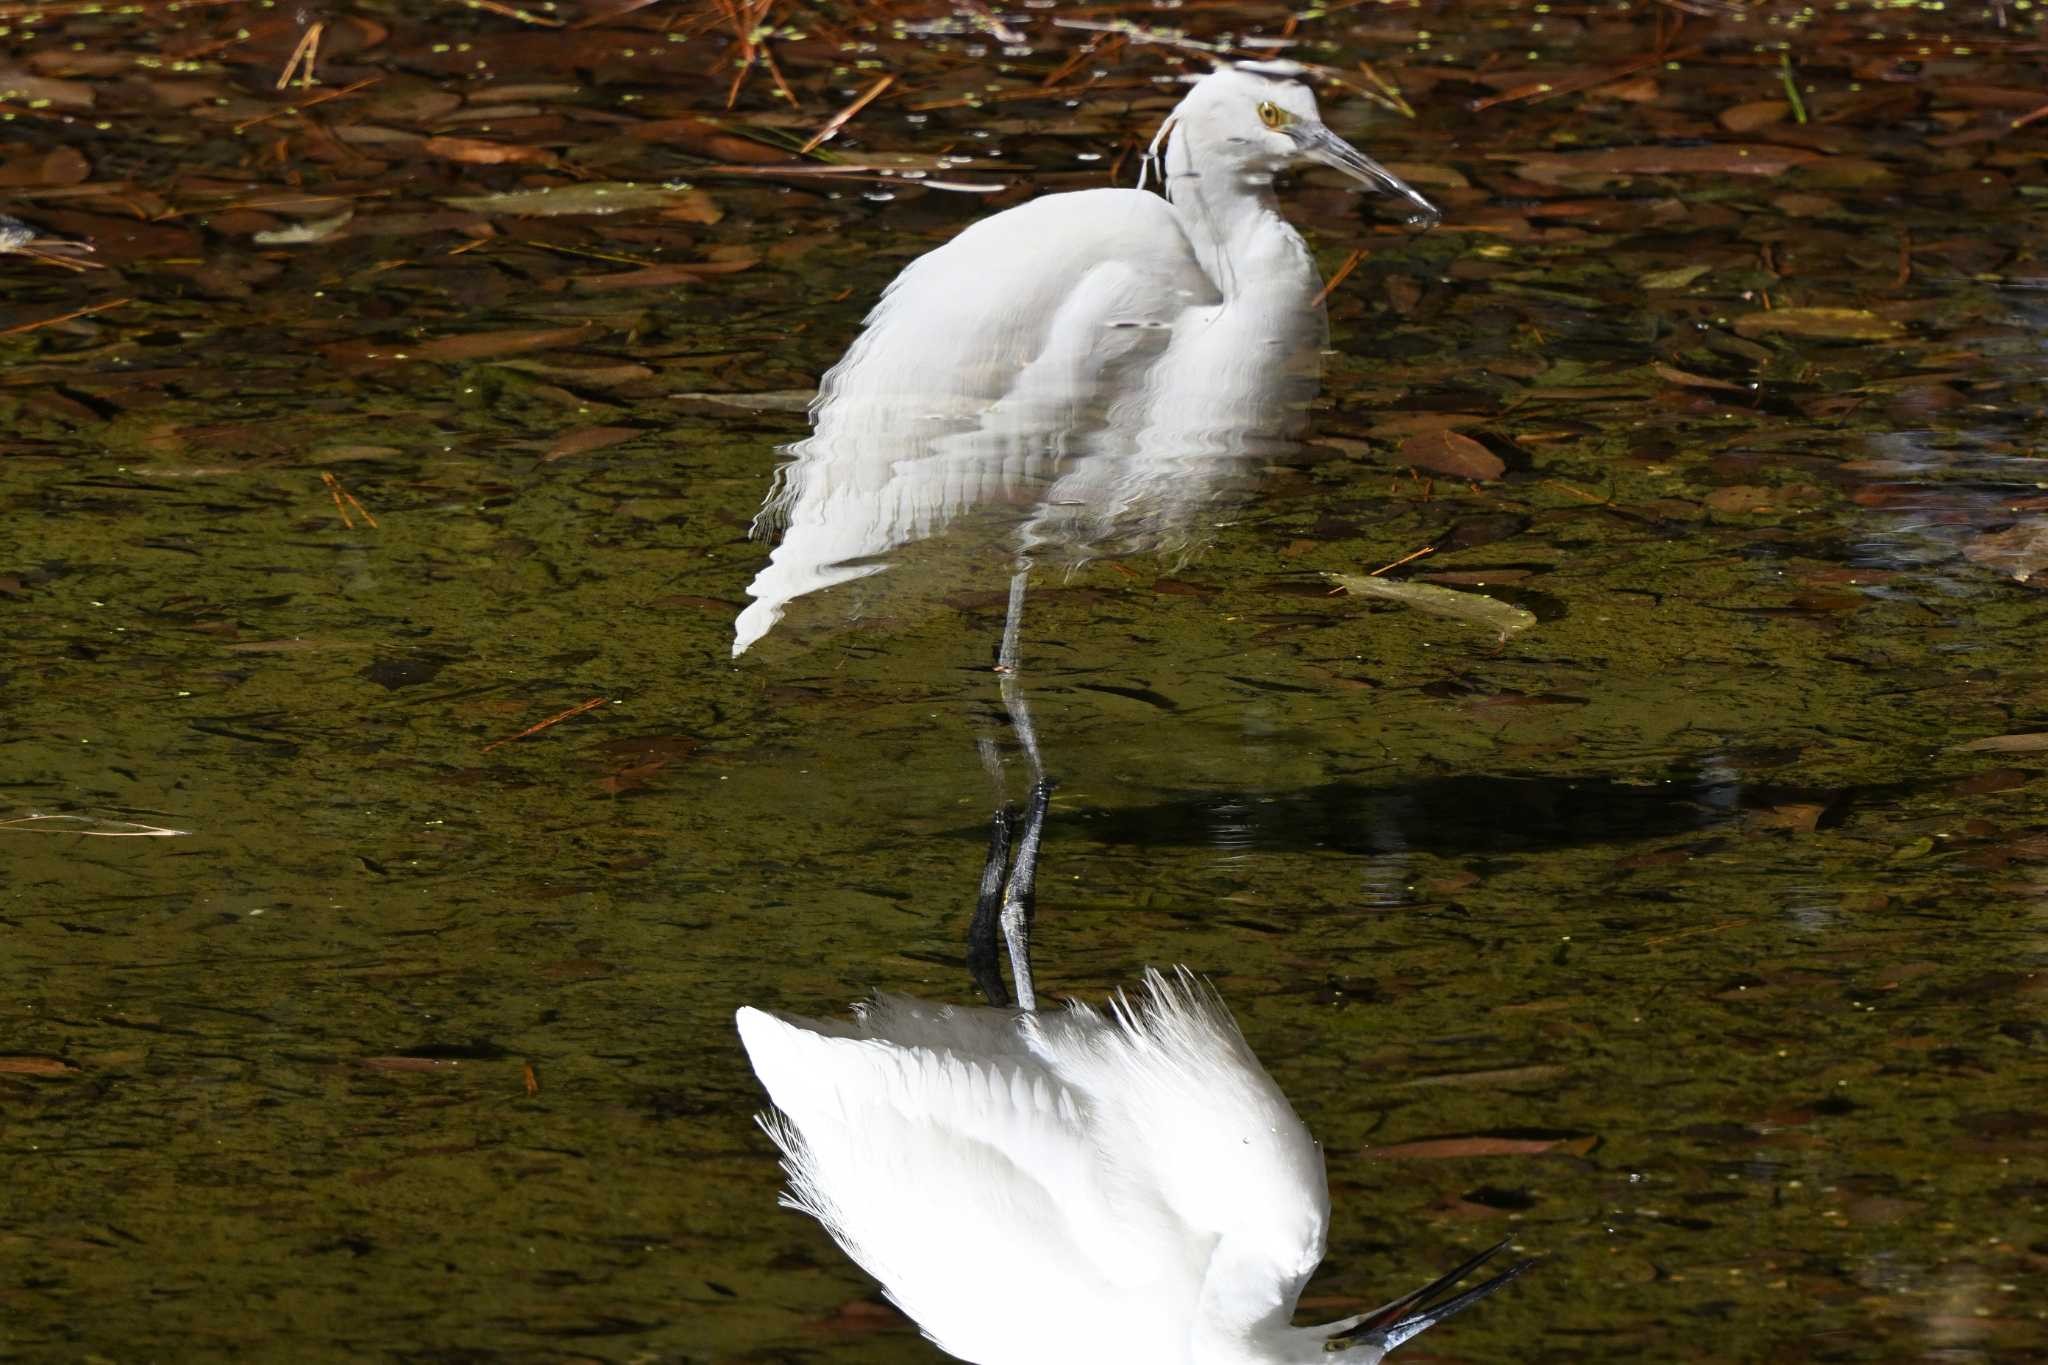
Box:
(966, 804, 1015, 1007)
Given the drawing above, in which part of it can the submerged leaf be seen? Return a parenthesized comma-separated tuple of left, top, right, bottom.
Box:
(1397, 429, 1506, 481)
(0, 1055, 79, 1075)
(444, 182, 721, 219)
(675, 390, 816, 413)
(409, 324, 595, 361)
(253, 209, 354, 245)
(1402, 1064, 1566, 1089)
(1948, 733, 2048, 754)
(545, 425, 640, 461)
(1365, 1134, 1597, 1159)
(1639, 264, 1710, 291)
(1326, 573, 1537, 641)
(421, 135, 554, 166)
(1962, 521, 2048, 585)
(0, 813, 191, 836)
(1733, 307, 1904, 341)
(1719, 99, 1790, 133)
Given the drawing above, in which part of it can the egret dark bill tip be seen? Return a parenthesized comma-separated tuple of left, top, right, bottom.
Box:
(1324, 1237, 1533, 1355)
(1374, 1256, 1537, 1352)
(1349, 1235, 1515, 1335)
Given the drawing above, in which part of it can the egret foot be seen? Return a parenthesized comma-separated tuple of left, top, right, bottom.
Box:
(964, 779, 1054, 1010)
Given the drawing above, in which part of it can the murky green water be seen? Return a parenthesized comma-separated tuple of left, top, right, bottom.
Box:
(5, 2, 2047, 1361)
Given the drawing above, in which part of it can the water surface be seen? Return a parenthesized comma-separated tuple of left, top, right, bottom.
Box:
(4, 2, 2046, 1361)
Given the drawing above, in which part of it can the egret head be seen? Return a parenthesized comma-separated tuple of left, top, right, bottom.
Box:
(1160, 62, 1440, 229)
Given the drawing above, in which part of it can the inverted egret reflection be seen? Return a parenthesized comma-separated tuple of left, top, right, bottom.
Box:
(737, 968, 1530, 1365)
(733, 61, 1437, 655)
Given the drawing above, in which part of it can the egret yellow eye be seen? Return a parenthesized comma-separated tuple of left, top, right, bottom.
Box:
(1256, 100, 1289, 129)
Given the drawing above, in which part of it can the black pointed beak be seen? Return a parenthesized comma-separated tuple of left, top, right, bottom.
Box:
(1287, 121, 1441, 230)
(1340, 1238, 1537, 1353)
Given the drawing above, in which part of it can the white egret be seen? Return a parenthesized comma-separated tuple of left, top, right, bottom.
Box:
(736, 962, 1530, 1365)
(732, 59, 1438, 660)
(732, 61, 1442, 1038)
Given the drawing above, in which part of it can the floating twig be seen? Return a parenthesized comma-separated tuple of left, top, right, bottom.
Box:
(1778, 52, 1808, 125)
(800, 74, 896, 155)
(275, 20, 323, 92)
(0, 297, 130, 339)
(0, 813, 191, 837)
(1041, 31, 1113, 89)
(524, 239, 661, 267)
(321, 471, 379, 529)
(958, 0, 1025, 45)
(456, 0, 563, 26)
(1641, 918, 1743, 947)
(235, 75, 382, 133)
(1366, 543, 1437, 578)
(1544, 478, 1618, 508)
(1471, 46, 1703, 113)
(758, 38, 797, 106)
(2011, 100, 2048, 130)
(1351, 60, 1414, 120)
(482, 696, 607, 753)
(1309, 247, 1366, 309)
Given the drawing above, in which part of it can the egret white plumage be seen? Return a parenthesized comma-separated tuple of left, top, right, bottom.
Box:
(736, 962, 1530, 1365)
(732, 60, 1438, 659)
(733, 60, 1444, 1055)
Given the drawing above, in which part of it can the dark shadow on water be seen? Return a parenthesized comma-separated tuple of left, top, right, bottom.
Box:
(1065, 773, 1733, 857)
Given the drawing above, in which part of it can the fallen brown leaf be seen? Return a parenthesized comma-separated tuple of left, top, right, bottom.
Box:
(421, 134, 554, 166)
(1652, 363, 1750, 393)
(0, 145, 89, 188)
(1751, 803, 1825, 833)
(566, 261, 754, 291)
(0, 68, 95, 109)
(1398, 429, 1505, 481)
(545, 425, 639, 461)
(0, 1055, 79, 1075)
(1719, 99, 1790, 133)
(409, 323, 595, 361)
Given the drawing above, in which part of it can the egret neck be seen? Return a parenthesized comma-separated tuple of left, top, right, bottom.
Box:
(1160, 131, 1319, 307)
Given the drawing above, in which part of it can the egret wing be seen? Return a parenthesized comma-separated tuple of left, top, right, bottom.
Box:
(736, 1005, 1196, 1363)
(1029, 970, 1335, 1337)
(732, 189, 1216, 656)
